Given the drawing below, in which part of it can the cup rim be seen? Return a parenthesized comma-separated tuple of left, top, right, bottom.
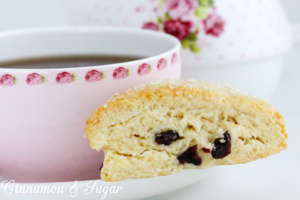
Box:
(0, 26, 181, 72)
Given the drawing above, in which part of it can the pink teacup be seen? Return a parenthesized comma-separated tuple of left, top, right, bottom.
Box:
(0, 27, 181, 183)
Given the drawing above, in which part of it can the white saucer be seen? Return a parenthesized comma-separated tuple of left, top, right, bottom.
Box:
(0, 168, 215, 200)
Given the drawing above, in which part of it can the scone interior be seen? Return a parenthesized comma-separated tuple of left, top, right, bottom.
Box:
(86, 80, 288, 182)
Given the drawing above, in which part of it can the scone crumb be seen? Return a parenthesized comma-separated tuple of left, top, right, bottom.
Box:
(176, 91, 182, 96)
(168, 85, 175, 90)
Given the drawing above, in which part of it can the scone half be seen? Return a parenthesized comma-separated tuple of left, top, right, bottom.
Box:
(85, 80, 288, 182)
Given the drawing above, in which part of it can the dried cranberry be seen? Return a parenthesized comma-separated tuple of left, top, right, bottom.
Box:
(155, 130, 179, 145)
(202, 148, 211, 153)
(99, 164, 103, 171)
(177, 145, 202, 166)
(211, 131, 231, 159)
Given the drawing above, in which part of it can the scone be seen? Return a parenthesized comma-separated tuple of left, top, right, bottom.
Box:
(85, 79, 288, 182)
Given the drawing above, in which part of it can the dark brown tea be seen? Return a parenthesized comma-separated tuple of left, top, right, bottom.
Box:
(0, 55, 144, 69)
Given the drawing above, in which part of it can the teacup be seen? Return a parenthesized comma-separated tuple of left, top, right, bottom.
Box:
(0, 27, 181, 182)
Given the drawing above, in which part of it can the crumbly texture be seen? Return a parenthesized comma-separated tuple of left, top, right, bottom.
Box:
(85, 79, 288, 182)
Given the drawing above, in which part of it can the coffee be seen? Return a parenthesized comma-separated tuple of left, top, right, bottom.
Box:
(0, 55, 144, 69)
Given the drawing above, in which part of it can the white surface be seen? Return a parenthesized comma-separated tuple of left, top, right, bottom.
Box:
(182, 55, 284, 101)
(280, 0, 300, 23)
(0, 0, 68, 31)
(148, 48, 300, 200)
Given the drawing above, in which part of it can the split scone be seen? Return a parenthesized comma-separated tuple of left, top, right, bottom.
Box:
(85, 80, 288, 182)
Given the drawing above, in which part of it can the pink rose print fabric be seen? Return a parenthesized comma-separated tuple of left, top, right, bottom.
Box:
(203, 13, 225, 37)
(142, 22, 158, 31)
(26, 73, 44, 85)
(157, 58, 167, 71)
(165, 0, 198, 19)
(138, 63, 151, 76)
(85, 70, 103, 82)
(113, 67, 129, 79)
(56, 72, 75, 84)
(0, 74, 15, 86)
